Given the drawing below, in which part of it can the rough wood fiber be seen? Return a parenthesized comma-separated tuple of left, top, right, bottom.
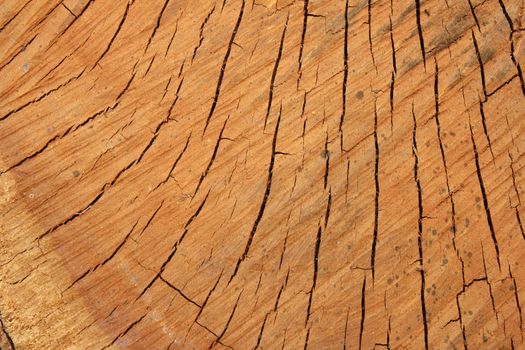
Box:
(0, 0, 524, 349)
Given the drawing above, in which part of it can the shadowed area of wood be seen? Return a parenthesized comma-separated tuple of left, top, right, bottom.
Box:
(0, 0, 524, 348)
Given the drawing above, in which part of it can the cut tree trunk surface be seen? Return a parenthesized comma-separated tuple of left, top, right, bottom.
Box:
(0, 0, 524, 349)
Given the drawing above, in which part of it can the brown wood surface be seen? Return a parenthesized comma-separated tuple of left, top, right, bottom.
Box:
(1, 0, 525, 349)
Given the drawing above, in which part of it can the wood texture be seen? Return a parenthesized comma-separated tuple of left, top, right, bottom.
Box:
(1, 0, 524, 348)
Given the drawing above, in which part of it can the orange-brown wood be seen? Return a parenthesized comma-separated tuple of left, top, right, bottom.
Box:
(0, 0, 524, 348)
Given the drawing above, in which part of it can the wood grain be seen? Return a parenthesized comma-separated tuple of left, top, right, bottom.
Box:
(0, 0, 524, 348)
